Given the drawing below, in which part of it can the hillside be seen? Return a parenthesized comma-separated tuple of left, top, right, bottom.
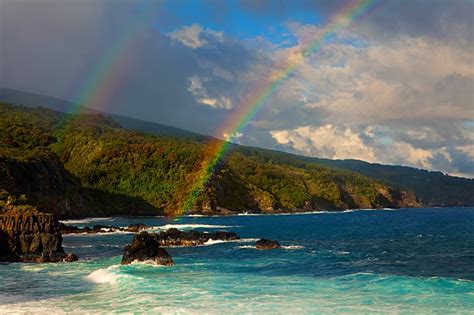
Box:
(230, 146, 474, 207)
(3, 89, 472, 207)
(0, 103, 426, 218)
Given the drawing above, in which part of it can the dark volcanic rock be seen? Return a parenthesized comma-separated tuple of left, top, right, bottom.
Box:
(121, 231, 173, 266)
(157, 228, 239, 246)
(0, 206, 78, 262)
(125, 223, 149, 233)
(256, 238, 281, 250)
(64, 253, 79, 262)
(59, 222, 148, 234)
(59, 223, 83, 234)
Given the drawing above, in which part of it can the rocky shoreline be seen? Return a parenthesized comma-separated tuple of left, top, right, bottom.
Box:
(0, 195, 280, 265)
(0, 203, 78, 263)
(59, 223, 149, 234)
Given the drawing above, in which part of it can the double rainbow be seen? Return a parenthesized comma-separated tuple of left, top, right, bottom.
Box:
(64, 0, 381, 216)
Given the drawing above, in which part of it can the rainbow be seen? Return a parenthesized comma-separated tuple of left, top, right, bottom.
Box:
(67, 2, 159, 114)
(179, 0, 381, 215)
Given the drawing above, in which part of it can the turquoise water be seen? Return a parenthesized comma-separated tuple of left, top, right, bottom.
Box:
(1, 208, 474, 314)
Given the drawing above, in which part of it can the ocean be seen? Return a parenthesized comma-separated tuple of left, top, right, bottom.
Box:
(1, 208, 473, 314)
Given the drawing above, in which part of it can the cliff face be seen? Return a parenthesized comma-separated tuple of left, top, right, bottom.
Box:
(0, 203, 77, 262)
(0, 150, 94, 218)
(190, 159, 421, 215)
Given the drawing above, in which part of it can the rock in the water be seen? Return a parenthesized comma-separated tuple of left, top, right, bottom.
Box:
(125, 223, 149, 233)
(64, 253, 79, 262)
(121, 231, 173, 266)
(59, 222, 148, 234)
(157, 228, 239, 246)
(256, 238, 281, 250)
(0, 205, 78, 263)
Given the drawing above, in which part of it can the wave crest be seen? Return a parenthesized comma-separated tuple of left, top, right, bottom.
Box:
(86, 266, 120, 285)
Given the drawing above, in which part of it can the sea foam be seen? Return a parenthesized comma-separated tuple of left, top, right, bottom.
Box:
(151, 223, 239, 230)
(86, 267, 120, 285)
(60, 217, 114, 224)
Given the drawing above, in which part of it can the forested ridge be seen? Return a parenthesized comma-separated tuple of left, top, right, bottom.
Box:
(1, 103, 471, 218)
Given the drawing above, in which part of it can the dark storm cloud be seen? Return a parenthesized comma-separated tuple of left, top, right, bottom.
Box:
(0, 0, 261, 135)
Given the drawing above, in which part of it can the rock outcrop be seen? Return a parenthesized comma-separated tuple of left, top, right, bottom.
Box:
(256, 238, 281, 250)
(0, 203, 78, 263)
(121, 231, 173, 266)
(59, 223, 148, 234)
(157, 228, 239, 246)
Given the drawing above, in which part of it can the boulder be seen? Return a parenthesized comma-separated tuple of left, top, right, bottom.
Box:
(256, 238, 281, 250)
(64, 253, 79, 262)
(121, 231, 173, 266)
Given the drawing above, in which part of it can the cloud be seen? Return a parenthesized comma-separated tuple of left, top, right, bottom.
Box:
(0, 2, 258, 134)
(236, 0, 474, 43)
(1, 0, 472, 177)
(271, 124, 377, 162)
(269, 123, 473, 174)
(223, 132, 243, 141)
(169, 24, 224, 49)
(187, 76, 233, 109)
(257, 27, 474, 176)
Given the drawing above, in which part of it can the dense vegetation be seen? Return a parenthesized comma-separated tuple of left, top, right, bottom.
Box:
(0, 103, 471, 218)
(228, 146, 474, 207)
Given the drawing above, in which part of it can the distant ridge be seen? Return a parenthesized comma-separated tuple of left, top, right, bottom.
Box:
(231, 146, 474, 206)
(0, 87, 204, 140)
(0, 87, 88, 114)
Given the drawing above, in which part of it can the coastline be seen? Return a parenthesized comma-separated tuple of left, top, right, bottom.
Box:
(59, 206, 471, 224)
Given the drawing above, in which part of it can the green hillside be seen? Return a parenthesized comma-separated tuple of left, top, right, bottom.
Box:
(0, 103, 428, 218)
(229, 146, 474, 207)
(2, 89, 472, 211)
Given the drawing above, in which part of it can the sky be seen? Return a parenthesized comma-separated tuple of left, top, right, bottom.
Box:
(1, 0, 473, 177)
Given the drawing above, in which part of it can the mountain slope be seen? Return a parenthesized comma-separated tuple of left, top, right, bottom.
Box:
(0, 87, 204, 140)
(0, 103, 422, 217)
(1, 89, 472, 209)
(231, 146, 474, 207)
(110, 114, 206, 141)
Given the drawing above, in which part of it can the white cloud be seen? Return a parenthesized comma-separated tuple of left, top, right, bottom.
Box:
(291, 37, 474, 124)
(271, 124, 377, 162)
(223, 132, 243, 142)
(270, 124, 442, 170)
(187, 76, 233, 109)
(253, 25, 474, 176)
(169, 24, 223, 49)
(389, 142, 434, 169)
